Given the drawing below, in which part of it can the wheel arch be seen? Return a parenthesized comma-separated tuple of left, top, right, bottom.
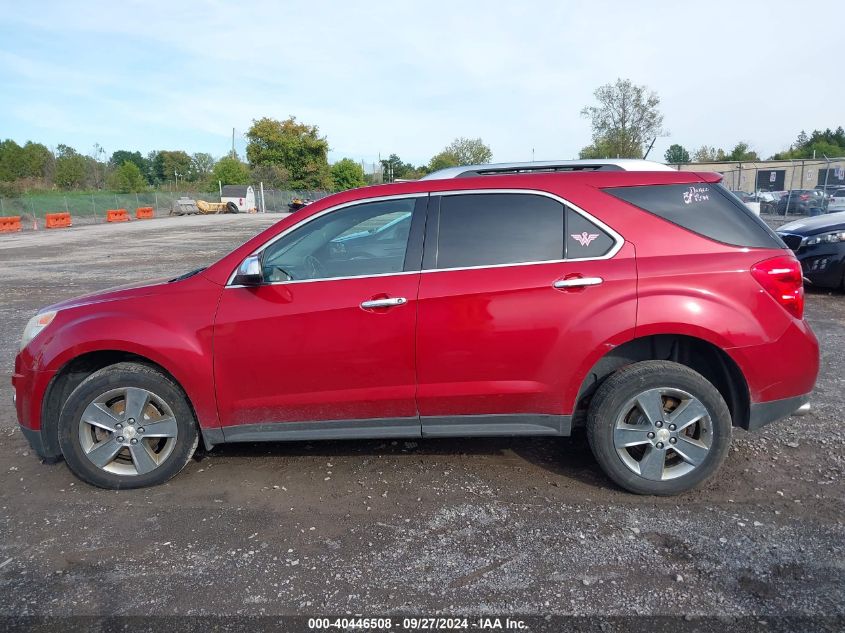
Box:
(40, 350, 203, 461)
(572, 334, 750, 429)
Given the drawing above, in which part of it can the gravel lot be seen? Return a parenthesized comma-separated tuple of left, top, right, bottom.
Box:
(0, 214, 842, 628)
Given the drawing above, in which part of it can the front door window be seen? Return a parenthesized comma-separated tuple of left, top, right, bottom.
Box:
(262, 199, 416, 282)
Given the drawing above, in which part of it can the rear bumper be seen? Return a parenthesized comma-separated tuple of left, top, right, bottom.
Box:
(745, 393, 811, 432)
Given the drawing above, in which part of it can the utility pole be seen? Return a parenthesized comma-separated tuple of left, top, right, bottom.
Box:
(232, 128, 235, 158)
(823, 154, 831, 196)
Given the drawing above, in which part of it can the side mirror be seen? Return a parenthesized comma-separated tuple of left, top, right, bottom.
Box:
(232, 255, 263, 286)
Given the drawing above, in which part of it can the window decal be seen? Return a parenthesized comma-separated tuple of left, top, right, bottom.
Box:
(683, 186, 710, 204)
(571, 232, 600, 247)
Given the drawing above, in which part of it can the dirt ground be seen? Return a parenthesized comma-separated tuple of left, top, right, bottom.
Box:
(0, 214, 842, 627)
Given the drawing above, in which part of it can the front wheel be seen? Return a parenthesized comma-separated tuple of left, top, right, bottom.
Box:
(58, 362, 199, 489)
(586, 361, 732, 495)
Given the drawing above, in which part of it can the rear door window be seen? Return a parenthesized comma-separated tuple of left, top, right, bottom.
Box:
(604, 183, 785, 248)
(432, 193, 564, 269)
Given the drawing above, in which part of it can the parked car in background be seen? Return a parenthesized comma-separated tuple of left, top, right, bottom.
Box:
(828, 189, 845, 213)
(14, 160, 819, 496)
(776, 189, 828, 215)
(756, 190, 785, 215)
(777, 211, 845, 289)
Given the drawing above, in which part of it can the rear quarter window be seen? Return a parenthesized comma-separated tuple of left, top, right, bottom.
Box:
(604, 183, 785, 249)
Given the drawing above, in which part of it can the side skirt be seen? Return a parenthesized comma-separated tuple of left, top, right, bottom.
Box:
(202, 414, 572, 449)
(421, 414, 571, 437)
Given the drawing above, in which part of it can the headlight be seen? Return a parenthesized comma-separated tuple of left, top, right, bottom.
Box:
(21, 311, 57, 350)
(805, 231, 845, 246)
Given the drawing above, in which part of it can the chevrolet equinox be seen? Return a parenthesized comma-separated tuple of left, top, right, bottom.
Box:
(13, 159, 819, 494)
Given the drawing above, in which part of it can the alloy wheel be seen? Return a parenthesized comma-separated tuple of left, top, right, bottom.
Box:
(77, 387, 179, 476)
(612, 387, 713, 481)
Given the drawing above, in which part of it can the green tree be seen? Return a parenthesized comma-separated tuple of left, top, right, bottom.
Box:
(0, 139, 25, 181)
(771, 127, 845, 160)
(54, 144, 87, 189)
(153, 150, 192, 184)
(107, 160, 147, 193)
(579, 137, 618, 159)
(724, 142, 759, 162)
(21, 141, 52, 179)
(664, 144, 690, 164)
(692, 145, 727, 162)
(211, 156, 250, 186)
(246, 116, 331, 190)
(110, 150, 150, 182)
(441, 138, 492, 165)
(379, 153, 416, 181)
(250, 163, 291, 189)
(580, 78, 666, 159)
(330, 158, 366, 191)
(189, 152, 215, 181)
(428, 150, 460, 172)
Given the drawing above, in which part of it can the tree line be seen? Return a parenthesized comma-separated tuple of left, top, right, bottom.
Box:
(0, 117, 493, 197)
(579, 78, 844, 166)
(2, 83, 842, 197)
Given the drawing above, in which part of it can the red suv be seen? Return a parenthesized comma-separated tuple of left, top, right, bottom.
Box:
(13, 160, 819, 494)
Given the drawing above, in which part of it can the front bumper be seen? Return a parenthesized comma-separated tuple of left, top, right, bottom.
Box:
(18, 424, 61, 463)
(12, 355, 61, 461)
(782, 241, 845, 289)
(746, 393, 811, 432)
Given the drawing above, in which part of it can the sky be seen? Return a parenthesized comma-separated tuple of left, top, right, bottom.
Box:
(0, 0, 841, 168)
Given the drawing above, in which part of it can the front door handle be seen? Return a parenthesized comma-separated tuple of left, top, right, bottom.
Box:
(360, 297, 407, 309)
(553, 277, 603, 289)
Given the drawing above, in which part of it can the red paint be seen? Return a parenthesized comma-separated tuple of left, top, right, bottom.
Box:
(213, 275, 419, 425)
(13, 169, 819, 438)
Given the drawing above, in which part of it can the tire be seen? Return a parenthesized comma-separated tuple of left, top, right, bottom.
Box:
(57, 362, 199, 489)
(225, 201, 239, 214)
(586, 361, 732, 496)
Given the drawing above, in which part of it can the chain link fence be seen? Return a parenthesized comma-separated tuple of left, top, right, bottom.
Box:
(0, 187, 330, 225)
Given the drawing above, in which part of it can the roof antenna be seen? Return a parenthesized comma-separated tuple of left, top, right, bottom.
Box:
(643, 137, 657, 160)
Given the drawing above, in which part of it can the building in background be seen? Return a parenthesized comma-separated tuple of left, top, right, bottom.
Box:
(675, 158, 845, 193)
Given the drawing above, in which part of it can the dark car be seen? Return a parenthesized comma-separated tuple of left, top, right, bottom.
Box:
(776, 189, 828, 215)
(777, 211, 845, 289)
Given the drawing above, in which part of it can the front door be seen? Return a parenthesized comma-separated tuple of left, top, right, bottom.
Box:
(213, 195, 427, 439)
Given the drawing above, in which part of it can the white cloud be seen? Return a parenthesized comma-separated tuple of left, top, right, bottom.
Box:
(0, 0, 841, 163)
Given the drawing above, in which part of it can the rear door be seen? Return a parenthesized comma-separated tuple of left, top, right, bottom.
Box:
(415, 190, 637, 436)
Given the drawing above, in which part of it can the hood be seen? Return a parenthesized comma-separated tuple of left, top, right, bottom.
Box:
(777, 212, 845, 237)
(46, 276, 173, 312)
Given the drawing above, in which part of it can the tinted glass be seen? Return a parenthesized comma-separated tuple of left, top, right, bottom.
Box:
(604, 183, 784, 249)
(566, 208, 614, 258)
(262, 198, 416, 281)
(434, 193, 564, 269)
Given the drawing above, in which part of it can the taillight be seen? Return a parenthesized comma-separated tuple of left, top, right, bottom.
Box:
(751, 255, 804, 319)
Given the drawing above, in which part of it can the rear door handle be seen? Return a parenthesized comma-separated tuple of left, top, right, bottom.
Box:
(361, 297, 407, 309)
(553, 277, 604, 289)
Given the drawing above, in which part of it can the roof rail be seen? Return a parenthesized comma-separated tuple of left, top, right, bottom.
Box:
(420, 159, 674, 180)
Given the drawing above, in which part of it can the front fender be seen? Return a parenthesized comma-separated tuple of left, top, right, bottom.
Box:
(30, 282, 221, 430)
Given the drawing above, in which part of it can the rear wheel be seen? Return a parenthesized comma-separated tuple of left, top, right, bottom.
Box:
(58, 362, 198, 489)
(586, 361, 732, 495)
